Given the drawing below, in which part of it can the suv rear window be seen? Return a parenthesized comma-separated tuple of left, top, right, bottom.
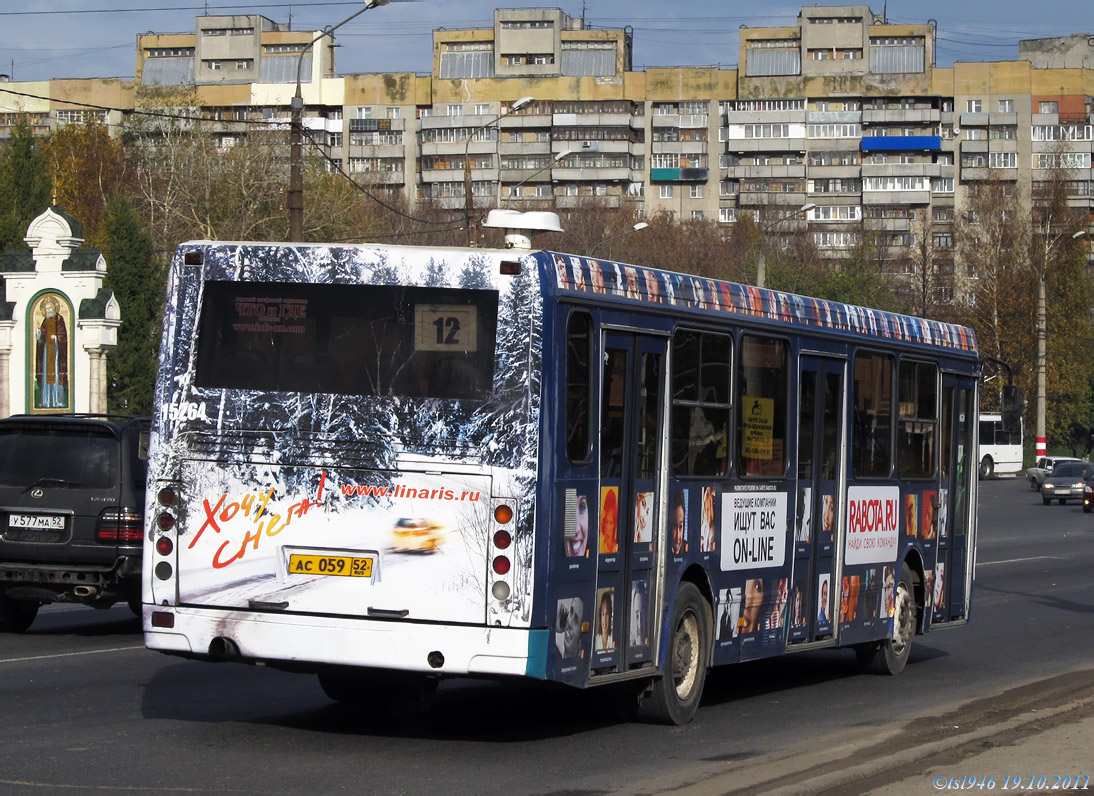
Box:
(0, 427, 119, 490)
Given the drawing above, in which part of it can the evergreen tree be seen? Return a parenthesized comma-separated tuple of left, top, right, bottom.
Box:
(0, 118, 52, 252)
(101, 194, 162, 415)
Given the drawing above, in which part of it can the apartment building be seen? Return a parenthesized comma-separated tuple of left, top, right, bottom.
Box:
(1, 5, 1091, 287)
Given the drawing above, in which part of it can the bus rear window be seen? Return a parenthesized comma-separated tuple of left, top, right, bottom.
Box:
(194, 281, 499, 400)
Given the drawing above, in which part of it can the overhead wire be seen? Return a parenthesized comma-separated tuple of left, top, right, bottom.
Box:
(0, 84, 462, 228)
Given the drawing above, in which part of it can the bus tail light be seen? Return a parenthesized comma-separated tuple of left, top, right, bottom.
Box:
(494, 504, 514, 524)
(493, 530, 511, 549)
(492, 555, 511, 576)
(155, 536, 174, 556)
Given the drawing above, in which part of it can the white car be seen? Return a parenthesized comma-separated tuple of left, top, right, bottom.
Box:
(1026, 456, 1082, 491)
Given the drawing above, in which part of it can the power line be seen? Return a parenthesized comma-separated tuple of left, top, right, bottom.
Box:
(0, 85, 460, 228)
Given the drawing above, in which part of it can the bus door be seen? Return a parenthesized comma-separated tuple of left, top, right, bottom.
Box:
(936, 377, 975, 622)
(792, 355, 844, 643)
(592, 331, 666, 675)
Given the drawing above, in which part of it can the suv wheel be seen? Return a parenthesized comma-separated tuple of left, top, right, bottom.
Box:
(0, 591, 39, 633)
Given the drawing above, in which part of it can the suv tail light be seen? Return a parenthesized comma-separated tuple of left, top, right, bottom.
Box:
(96, 507, 144, 543)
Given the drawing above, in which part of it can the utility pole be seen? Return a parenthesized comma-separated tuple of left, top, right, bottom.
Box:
(288, 1, 390, 241)
(463, 97, 534, 247)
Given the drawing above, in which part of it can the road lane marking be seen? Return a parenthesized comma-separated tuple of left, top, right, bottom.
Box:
(0, 645, 145, 664)
(978, 556, 1066, 566)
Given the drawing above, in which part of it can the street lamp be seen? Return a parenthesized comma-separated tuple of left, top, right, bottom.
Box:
(589, 221, 650, 258)
(289, 0, 391, 241)
(464, 96, 534, 246)
(1035, 228, 1087, 458)
(504, 149, 573, 206)
(755, 203, 815, 288)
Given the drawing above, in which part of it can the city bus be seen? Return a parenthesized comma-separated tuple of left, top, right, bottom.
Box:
(142, 230, 979, 725)
(977, 412, 1023, 479)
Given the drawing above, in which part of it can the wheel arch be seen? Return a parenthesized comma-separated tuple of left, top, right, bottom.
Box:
(901, 550, 927, 635)
(668, 564, 715, 662)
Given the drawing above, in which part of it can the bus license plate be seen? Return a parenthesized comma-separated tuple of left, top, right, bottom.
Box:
(288, 553, 373, 578)
(8, 514, 65, 530)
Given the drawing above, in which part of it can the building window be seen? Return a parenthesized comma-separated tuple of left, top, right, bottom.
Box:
(988, 152, 1017, 169)
(807, 123, 861, 138)
(204, 60, 222, 71)
(691, 210, 704, 220)
(447, 104, 464, 117)
(719, 207, 737, 223)
(660, 185, 674, 199)
(743, 123, 790, 138)
(690, 185, 704, 199)
(998, 99, 1014, 113)
(966, 128, 986, 140)
(474, 103, 490, 116)
(386, 107, 400, 119)
(966, 100, 982, 113)
(357, 107, 372, 119)
(1039, 101, 1059, 114)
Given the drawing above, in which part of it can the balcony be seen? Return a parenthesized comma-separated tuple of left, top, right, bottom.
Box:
(806, 111, 862, 124)
(959, 112, 988, 126)
(861, 163, 942, 178)
(806, 164, 861, 179)
(726, 137, 807, 152)
(737, 191, 808, 206)
(348, 118, 404, 133)
(861, 136, 941, 152)
(862, 108, 940, 124)
(724, 109, 805, 125)
(862, 190, 931, 205)
(552, 112, 635, 128)
(650, 167, 709, 182)
(553, 166, 632, 182)
(722, 164, 806, 179)
(556, 194, 621, 209)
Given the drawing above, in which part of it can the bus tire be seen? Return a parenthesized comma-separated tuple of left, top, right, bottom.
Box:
(0, 591, 39, 633)
(638, 582, 711, 725)
(978, 456, 994, 480)
(857, 564, 915, 676)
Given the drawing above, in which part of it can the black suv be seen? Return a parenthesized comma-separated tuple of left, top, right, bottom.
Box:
(0, 414, 150, 632)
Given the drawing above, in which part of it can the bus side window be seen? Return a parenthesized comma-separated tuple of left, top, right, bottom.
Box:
(671, 330, 731, 477)
(565, 312, 593, 464)
(737, 335, 788, 478)
(853, 351, 894, 478)
(897, 360, 938, 479)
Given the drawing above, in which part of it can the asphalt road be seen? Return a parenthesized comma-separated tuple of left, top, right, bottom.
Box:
(1, 476, 1091, 795)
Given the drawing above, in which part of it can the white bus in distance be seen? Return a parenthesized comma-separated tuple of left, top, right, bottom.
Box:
(977, 412, 1022, 479)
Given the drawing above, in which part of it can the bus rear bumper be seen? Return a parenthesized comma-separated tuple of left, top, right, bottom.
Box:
(143, 606, 545, 679)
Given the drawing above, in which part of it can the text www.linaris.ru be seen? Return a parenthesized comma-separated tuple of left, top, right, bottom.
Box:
(338, 484, 481, 501)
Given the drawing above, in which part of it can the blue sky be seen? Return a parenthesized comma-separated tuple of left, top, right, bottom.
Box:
(0, 0, 1090, 83)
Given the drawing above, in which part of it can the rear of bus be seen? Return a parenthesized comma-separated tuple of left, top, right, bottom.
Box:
(143, 242, 545, 682)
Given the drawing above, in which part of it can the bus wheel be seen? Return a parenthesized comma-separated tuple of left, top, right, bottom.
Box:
(978, 457, 994, 480)
(0, 591, 39, 633)
(857, 564, 915, 676)
(638, 583, 711, 725)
